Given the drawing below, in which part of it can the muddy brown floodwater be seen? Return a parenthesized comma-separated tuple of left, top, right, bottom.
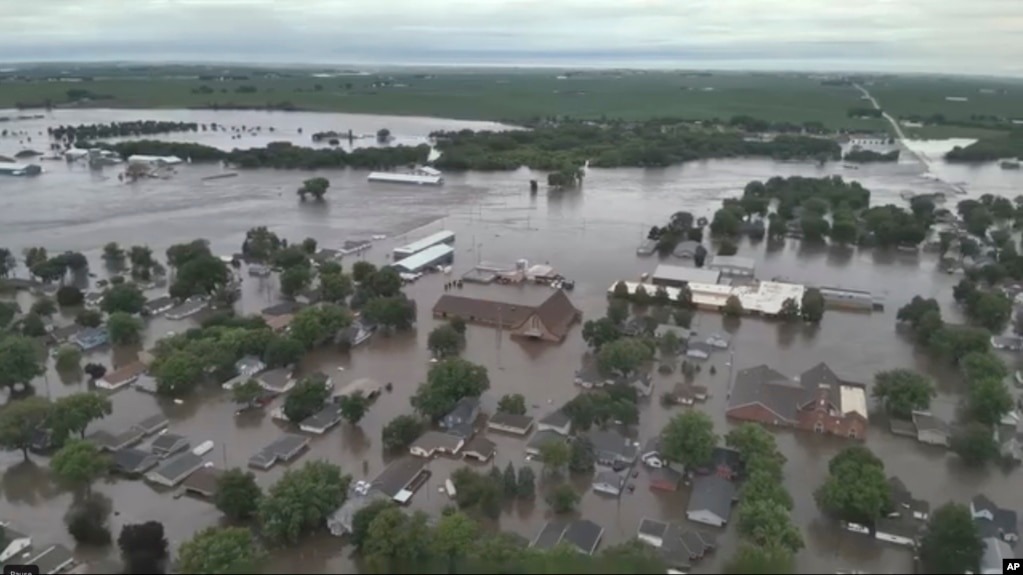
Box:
(1, 109, 1022, 573)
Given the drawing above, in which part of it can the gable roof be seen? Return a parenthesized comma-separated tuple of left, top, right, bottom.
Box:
(432, 295, 533, 327)
(539, 410, 571, 429)
(527, 290, 581, 340)
(586, 429, 638, 461)
(728, 365, 804, 422)
(561, 519, 604, 555)
(687, 475, 735, 522)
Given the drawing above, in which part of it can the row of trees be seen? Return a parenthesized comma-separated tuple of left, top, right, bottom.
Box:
(429, 121, 842, 173)
(49, 121, 199, 142)
(0, 391, 111, 460)
(85, 139, 433, 170)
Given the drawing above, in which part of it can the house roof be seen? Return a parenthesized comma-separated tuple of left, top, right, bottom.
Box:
(650, 466, 685, 487)
(652, 264, 721, 285)
(888, 476, 930, 516)
(528, 429, 568, 451)
(586, 429, 638, 461)
(28, 544, 75, 575)
(972, 495, 1018, 538)
(594, 470, 626, 490)
(432, 294, 533, 327)
(151, 452, 203, 483)
(561, 519, 604, 555)
(728, 365, 804, 422)
(673, 382, 709, 399)
(102, 361, 146, 385)
(638, 518, 669, 539)
(982, 537, 1013, 572)
(265, 434, 309, 458)
(112, 447, 159, 473)
(488, 412, 534, 431)
(336, 377, 382, 398)
(531, 521, 569, 550)
(261, 301, 302, 316)
(538, 410, 571, 429)
(301, 405, 342, 429)
(264, 314, 294, 331)
(151, 433, 189, 454)
(445, 397, 480, 422)
(710, 447, 743, 474)
(235, 355, 265, 372)
(88, 427, 145, 451)
(876, 516, 920, 539)
(259, 368, 293, 390)
(136, 413, 169, 433)
(528, 290, 582, 340)
(142, 296, 175, 312)
(411, 431, 463, 453)
(372, 456, 427, 497)
(687, 341, 714, 355)
(642, 436, 662, 456)
(912, 411, 950, 434)
(464, 436, 496, 458)
(181, 467, 222, 496)
(687, 475, 736, 522)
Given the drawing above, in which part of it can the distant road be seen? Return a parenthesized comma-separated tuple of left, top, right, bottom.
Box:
(854, 83, 926, 166)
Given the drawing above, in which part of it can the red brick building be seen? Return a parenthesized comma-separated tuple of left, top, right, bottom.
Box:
(726, 363, 869, 440)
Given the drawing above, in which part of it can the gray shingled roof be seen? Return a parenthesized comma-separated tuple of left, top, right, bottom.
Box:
(728, 365, 804, 422)
(151, 452, 203, 483)
(561, 519, 604, 555)
(687, 475, 735, 523)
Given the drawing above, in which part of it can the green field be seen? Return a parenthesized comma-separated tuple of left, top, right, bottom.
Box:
(2, 67, 1021, 137)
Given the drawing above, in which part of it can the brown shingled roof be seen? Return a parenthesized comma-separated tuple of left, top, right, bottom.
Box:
(432, 295, 534, 327)
(529, 290, 581, 340)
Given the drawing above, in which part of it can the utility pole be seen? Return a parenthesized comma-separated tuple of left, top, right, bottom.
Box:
(496, 305, 503, 370)
(222, 441, 228, 468)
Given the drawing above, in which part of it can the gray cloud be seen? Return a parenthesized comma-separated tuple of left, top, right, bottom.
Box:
(2, 0, 1021, 74)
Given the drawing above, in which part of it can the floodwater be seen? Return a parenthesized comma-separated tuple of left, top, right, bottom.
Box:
(1, 109, 1022, 573)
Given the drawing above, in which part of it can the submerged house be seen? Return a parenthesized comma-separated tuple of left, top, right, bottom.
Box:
(432, 290, 581, 343)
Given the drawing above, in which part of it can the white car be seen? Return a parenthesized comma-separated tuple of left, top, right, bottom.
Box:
(354, 480, 371, 495)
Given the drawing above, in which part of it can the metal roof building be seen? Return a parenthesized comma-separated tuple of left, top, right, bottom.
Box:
(393, 244, 454, 273)
(651, 264, 721, 287)
(393, 230, 455, 260)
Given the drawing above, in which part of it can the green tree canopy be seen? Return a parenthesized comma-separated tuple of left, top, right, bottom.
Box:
(50, 440, 109, 493)
(919, 503, 984, 574)
(0, 396, 52, 460)
(214, 468, 263, 521)
(872, 369, 935, 419)
(814, 446, 891, 524)
(52, 392, 112, 441)
(411, 358, 489, 420)
(258, 460, 350, 544)
(176, 526, 265, 575)
(661, 411, 718, 469)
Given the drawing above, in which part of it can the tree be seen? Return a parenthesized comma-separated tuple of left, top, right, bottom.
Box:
(84, 363, 106, 381)
(596, 337, 653, 376)
(242, 227, 282, 263)
(30, 297, 56, 317)
(52, 392, 112, 441)
(659, 329, 681, 356)
(258, 460, 350, 544)
(119, 521, 170, 574)
(434, 512, 476, 571)
(103, 242, 125, 265)
(289, 304, 352, 349)
(742, 468, 793, 509)
(352, 261, 377, 283)
(778, 297, 800, 321)
(962, 351, 1008, 383)
(0, 247, 13, 277)
(283, 376, 330, 423)
(661, 411, 717, 469)
(0, 335, 44, 393)
(214, 468, 263, 521)
(107, 311, 143, 346)
(50, 440, 108, 494)
(872, 369, 935, 419)
(951, 422, 1000, 466)
(351, 499, 395, 552)
(800, 288, 825, 323)
(0, 396, 51, 460)
(75, 308, 103, 327)
(56, 286, 84, 307)
(612, 281, 630, 299)
(569, 437, 596, 473)
(338, 391, 370, 425)
(968, 377, 1013, 426)
(606, 299, 629, 324)
(101, 283, 146, 314)
(21, 312, 47, 337)
(538, 439, 571, 475)
(737, 498, 804, 552)
(272, 246, 310, 271)
(365, 267, 403, 298)
(725, 423, 786, 473)
(232, 378, 265, 408)
(582, 317, 621, 350)
(55, 345, 82, 372)
(279, 266, 313, 298)
(363, 507, 433, 570)
(919, 503, 984, 574)
(0, 301, 18, 328)
(170, 254, 230, 299)
(724, 544, 795, 575)
(517, 465, 536, 499)
(428, 324, 464, 358)
(154, 351, 204, 397)
(262, 335, 304, 368)
(166, 239, 212, 269)
(546, 483, 580, 513)
(723, 295, 744, 317)
(320, 271, 354, 303)
(176, 526, 265, 575)
(451, 467, 503, 520)
(814, 446, 891, 524)
(362, 295, 416, 331)
(497, 393, 527, 415)
(673, 307, 693, 328)
(382, 414, 424, 452)
(297, 177, 330, 201)
(301, 238, 318, 254)
(501, 462, 518, 499)
(65, 493, 112, 545)
(411, 358, 489, 420)
(829, 215, 858, 244)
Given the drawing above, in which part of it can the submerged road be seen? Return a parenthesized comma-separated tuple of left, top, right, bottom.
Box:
(854, 83, 928, 167)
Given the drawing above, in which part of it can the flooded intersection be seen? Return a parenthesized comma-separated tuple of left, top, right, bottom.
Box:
(1, 110, 1022, 573)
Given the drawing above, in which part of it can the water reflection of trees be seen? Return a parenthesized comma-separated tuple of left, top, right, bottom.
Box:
(2, 459, 59, 505)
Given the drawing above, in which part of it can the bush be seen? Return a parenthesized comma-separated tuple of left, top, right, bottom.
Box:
(55, 345, 82, 371)
(65, 494, 112, 545)
(56, 286, 85, 307)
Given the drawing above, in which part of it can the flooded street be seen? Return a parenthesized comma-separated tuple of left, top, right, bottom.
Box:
(2, 109, 1023, 573)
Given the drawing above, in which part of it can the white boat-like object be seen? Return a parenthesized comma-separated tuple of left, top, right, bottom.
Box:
(368, 166, 443, 186)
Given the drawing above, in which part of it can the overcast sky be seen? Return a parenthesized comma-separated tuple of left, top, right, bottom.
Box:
(4, 0, 1022, 75)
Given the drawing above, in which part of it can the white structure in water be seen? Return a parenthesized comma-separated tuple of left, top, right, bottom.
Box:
(608, 280, 805, 317)
(368, 166, 443, 186)
(127, 155, 183, 167)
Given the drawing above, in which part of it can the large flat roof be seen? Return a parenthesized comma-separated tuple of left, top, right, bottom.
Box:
(708, 255, 756, 271)
(394, 244, 454, 272)
(652, 264, 721, 285)
(608, 280, 805, 316)
(395, 230, 455, 255)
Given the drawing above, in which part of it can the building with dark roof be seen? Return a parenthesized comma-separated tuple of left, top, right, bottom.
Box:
(182, 467, 222, 498)
(299, 405, 342, 434)
(585, 429, 638, 469)
(971, 494, 1019, 543)
(146, 452, 204, 487)
(526, 429, 569, 457)
(27, 544, 76, 575)
(686, 475, 736, 527)
(248, 434, 310, 470)
(726, 363, 869, 440)
(151, 433, 190, 459)
(112, 447, 160, 475)
(487, 412, 535, 435)
(463, 436, 496, 462)
(409, 431, 465, 458)
(537, 410, 572, 436)
(432, 290, 581, 343)
(530, 519, 604, 555)
(372, 456, 429, 503)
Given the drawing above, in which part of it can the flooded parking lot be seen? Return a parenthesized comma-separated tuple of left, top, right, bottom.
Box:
(2, 109, 1022, 572)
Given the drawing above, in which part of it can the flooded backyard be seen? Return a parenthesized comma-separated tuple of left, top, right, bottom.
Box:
(1, 109, 1022, 573)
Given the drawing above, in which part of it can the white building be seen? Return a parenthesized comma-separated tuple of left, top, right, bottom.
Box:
(609, 280, 804, 317)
